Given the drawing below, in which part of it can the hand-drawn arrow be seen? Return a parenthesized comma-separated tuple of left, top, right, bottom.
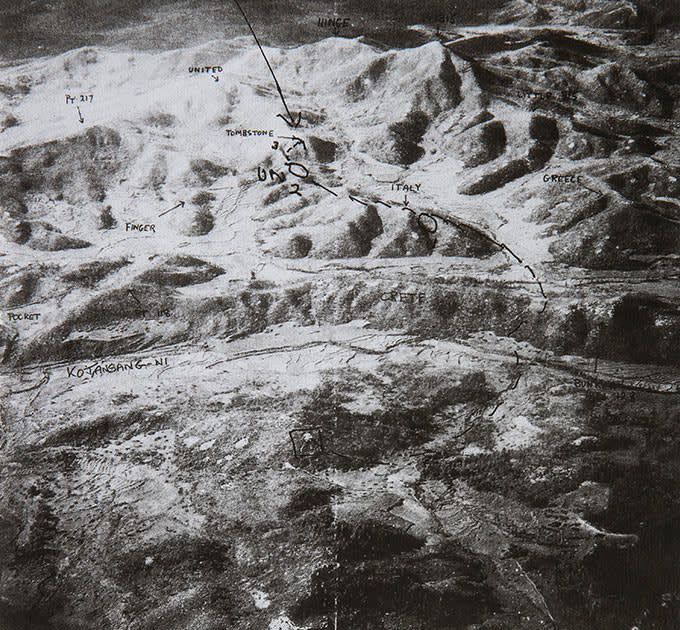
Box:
(77, 106, 84, 123)
(278, 135, 307, 151)
(127, 289, 150, 318)
(231, 0, 302, 128)
(127, 289, 145, 310)
(581, 183, 603, 197)
(158, 200, 185, 217)
(212, 74, 219, 82)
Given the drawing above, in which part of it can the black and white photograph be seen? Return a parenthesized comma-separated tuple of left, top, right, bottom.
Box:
(1, 0, 679, 628)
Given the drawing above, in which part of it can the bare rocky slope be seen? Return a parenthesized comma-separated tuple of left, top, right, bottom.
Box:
(1, 1, 679, 629)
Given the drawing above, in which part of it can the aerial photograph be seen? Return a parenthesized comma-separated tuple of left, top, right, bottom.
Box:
(0, 0, 679, 628)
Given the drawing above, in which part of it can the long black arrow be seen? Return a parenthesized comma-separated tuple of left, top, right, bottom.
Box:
(158, 200, 185, 217)
(231, 0, 301, 128)
(77, 106, 84, 123)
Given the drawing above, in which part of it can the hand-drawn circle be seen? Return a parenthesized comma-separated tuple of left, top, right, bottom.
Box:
(286, 161, 309, 179)
(417, 212, 438, 233)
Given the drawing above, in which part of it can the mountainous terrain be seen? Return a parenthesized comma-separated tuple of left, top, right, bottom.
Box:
(1, 1, 679, 628)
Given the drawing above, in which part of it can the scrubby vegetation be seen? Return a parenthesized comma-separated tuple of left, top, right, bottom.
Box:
(187, 207, 215, 235)
(61, 258, 130, 288)
(137, 256, 224, 287)
(388, 110, 430, 165)
(296, 368, 495, 469)
(188, 159, 232, 186)
(284, 233, 313, 258)
(98, 205, 116, 229)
